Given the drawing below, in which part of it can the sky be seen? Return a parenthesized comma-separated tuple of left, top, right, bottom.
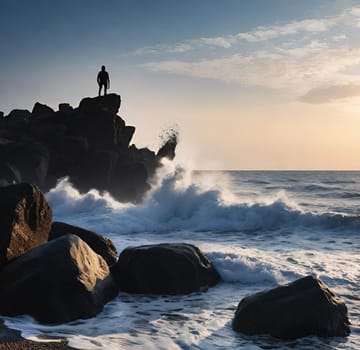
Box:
(1, 0, 360, 170)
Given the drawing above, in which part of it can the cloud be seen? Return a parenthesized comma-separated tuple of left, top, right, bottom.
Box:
(235, 18, 334, 42)
(199, 37, 234, 48)
(131, 7, 360, 56)
(298, 84, 360, 103)
(143, 44, 360, 91)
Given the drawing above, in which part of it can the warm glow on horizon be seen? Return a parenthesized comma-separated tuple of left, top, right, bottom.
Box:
(2, 1, 360, 170)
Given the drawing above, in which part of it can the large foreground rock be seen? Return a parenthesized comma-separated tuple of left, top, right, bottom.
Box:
(49, 221, 118, 266)
(110, 243, 221, 295)
(232, 276, 351, 339)
(0, 183, 52, 267)
(0, 234, 118, 324)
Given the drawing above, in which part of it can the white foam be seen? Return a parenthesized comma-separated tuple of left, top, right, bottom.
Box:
(46, 167, 360, 236)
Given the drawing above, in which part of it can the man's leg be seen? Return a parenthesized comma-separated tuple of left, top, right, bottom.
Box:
(98, 84, 102, 96)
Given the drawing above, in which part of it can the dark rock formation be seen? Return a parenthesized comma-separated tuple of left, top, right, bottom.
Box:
(0, 163, 21, 186)
(0, 234, 118, 324)
(0, 141, 50, 187)
(0, 183, 52, 267)
(110, 243, 221, 295)
(0, 94, 177, 202)
(232, 275, 351, 339)
(49, 221, 118, 266)
(31, 103, 54, 121)
(157, 127, 178, 160)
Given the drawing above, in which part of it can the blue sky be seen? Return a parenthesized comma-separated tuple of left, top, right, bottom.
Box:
(1, 0, 360, 169)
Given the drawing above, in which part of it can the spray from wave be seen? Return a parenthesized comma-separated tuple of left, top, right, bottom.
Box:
(46, 165, 360, 235)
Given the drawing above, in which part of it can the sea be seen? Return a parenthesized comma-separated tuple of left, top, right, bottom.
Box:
(3, 165, 360, 349)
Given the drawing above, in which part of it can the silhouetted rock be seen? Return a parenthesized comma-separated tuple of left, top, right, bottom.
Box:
(0, 234, 118, 324)
(58, 103, 73, 115)
(0, 141, 49, 187)
(79, 94, 121, 114)
(6, 109, 31, 121)
(49, 222, 118, 266)
(232, 275, 350, 339)
(0, 94, 177, 202)
(0, 183, 52, 267)
(31, 102, 54, 120)
(115, 125, 135, 149)
(6, 109, 31, 129)
(109, 161, 149, 202)
(157, 128, 178, 160)
(110, 243, 221, 295)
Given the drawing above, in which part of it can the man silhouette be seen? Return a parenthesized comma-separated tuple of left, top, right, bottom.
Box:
(97, 65, 110, 96)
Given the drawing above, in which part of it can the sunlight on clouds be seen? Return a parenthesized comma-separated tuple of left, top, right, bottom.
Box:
(199, 37, 233, 48)
(143, 45, 360, 93)
(235, 18, 333, 42)
(298, 84, 360, 104)
(138, 5, 360, 102)
(132, 6, 360, 55)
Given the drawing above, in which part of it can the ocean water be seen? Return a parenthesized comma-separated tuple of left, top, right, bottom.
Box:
(3, 166, 360, 349)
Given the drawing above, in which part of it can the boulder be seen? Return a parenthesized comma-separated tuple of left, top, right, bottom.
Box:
(6, 109, 31, 122)
(232, 275, 351, 339)
(0, 183, 52, 266)
(58, 103, 73, 115)
(0, 234, 119, 324)
(110, 243, 221, 295)
(49, 221, 118, 266)
(157, 138, 177, 160)
(6, 109, 31, 129)
(67, 110, 122, 149)
(78, 94, 121, 115)
(114, 125, 135, 148)
(31, 102, 54, 120)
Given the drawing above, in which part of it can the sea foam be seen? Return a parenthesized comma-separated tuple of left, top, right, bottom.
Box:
(46, 167, 360, 236)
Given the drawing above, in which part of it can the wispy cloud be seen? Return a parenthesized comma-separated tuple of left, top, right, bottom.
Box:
(298, 84, 360, 104)
(143, 43, 360, 91)
(136, 6, 360, 102)
(132, 7, 360, 56)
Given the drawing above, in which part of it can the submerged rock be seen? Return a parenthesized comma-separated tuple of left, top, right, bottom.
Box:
(0, 183, 52, 267)
(232, 275, 351, 339)
(0, 234, 118, 324)
(49, 221, 118, 266)
(110, 243, 221, 295)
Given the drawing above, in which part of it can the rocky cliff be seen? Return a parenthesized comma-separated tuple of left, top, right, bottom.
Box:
(0, 94, 176, 202)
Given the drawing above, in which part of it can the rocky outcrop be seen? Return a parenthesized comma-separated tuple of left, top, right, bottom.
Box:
(0, 234, 118, 324)
(110, 243, 221, 295)
(232, 275, 351, 339)
(0, 183, 52, 267)
(0, 94, 177, 202)
(49, 221, 118, 266)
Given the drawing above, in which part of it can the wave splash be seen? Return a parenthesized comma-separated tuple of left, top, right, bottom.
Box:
(46, 166, 360, 235)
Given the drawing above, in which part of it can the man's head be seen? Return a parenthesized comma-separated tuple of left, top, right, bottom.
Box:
(101, 65, 106, 71)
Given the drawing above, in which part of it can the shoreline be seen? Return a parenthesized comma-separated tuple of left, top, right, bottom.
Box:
(0, 321, 75, 350)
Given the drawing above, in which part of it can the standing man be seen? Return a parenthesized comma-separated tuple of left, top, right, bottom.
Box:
(97, 65, 110, 96)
